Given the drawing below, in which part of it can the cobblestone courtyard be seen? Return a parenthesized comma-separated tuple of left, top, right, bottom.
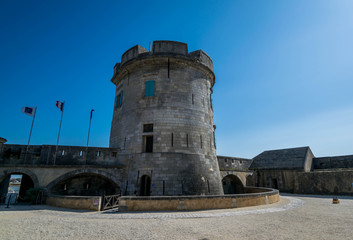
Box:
(1, 194, 352, 240)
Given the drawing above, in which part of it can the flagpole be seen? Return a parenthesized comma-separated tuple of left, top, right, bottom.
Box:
(24, 107, 37, 164)
(54, 101, 65, 165)
(85, 109, 94, 165)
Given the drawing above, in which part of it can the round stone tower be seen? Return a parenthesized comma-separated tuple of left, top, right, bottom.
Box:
(109, 40, 223, 196)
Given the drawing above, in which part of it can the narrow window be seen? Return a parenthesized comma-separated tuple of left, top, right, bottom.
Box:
(213, 131, 216, 148)
(79, 150, 83, 156)
(171, 133, 174, 147)
(143, 124, 153, 133)
(163, 180, 165, 195)
(145, 80, 155, 97)
(210, 94, 213, 110)
(124, 137, 126, 150)
(192, 94, 194, 104)
(200, 135, 202, 149)
(167, 58, 170, 78)
(119, 90, 123, 107)
(62, 150, 65, 156)
(186, 134, 189, 148)
(225, 159, 227, 163)
(202, 98, 205, 107)
(145, 136, 153, 153)
(112, 152, 117, 157)
(97, 151, 100, 157)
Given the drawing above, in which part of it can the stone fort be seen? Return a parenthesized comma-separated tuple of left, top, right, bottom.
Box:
(1, 41, 352, 208)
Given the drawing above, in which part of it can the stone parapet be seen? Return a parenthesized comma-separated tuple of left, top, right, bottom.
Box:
(118, 187, 279, 212)
(112, 40, 214, 86)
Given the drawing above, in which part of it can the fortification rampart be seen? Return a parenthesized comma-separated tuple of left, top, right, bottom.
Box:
(313, 155, 353, 170)
(112, 40, 214, 87)
(217, 156, 253, 171)
(0, 144, 122, 166)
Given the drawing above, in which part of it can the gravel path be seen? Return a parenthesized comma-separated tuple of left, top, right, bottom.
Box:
(0, 194, 352, 240)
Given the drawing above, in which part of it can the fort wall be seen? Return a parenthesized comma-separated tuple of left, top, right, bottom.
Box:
(313, 155, 353, 170)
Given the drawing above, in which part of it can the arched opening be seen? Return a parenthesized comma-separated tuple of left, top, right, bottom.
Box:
(246, 174, 255, 186)
(140, 175, 151, 196)
(49, 173, 119, 196)
(0, 173, 34, 203)
(222, 174, 244, 194)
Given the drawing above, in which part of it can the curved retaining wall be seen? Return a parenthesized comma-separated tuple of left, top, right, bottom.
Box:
(45, 187, 279, 211)
(46, 195, 102, 211)
(118, 187, 279, 212)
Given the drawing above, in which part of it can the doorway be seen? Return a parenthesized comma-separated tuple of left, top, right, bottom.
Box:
(140, 175, 151, 196)
(272, 178, 278, 189)
(0, 173, 34, 203)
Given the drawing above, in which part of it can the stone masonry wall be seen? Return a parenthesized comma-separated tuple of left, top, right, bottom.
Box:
(313, 155, 353, 170)
(109, 41, 223, 196)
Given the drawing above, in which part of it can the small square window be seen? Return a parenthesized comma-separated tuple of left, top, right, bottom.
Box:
(143, 124, 153, 133)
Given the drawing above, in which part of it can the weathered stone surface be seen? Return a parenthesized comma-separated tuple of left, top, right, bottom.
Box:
(109, 40, 223, 196)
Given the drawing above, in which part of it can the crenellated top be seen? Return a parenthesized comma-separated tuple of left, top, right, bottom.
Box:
(112, 40, 214, 82)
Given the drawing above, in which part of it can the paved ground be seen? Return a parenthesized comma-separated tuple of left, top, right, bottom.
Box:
(0, 194, 352, 240)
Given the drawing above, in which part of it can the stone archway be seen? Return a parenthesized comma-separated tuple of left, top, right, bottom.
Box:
(47, 169, 121, 196)
(246, 174, 255, 186)
(0, 169, 38, 203)
(222, 174, 244, 194)
(0, 168, 39, 188)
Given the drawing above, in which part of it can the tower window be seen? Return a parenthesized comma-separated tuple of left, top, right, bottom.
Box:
(115, 90, 123, 109)
(143, 124, 153, 133)
(145, 80, 155, 97)
(210, 94, 213, 110)
(213, 131, 216, 148)
(145, 136, 153, 153)
(119, 90, 123, 107)
(171, 133, 174, 147)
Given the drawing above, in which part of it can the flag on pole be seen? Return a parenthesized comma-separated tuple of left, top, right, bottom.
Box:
(90, 109, 94, 120)
(56, 101, 64, 111)
(21, 107, 36, 117)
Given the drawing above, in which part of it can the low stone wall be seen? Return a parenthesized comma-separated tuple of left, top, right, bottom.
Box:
(46, 195, 102, 211)
(119, 187, 279, 212)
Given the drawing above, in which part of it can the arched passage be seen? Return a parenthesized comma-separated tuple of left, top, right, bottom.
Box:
(222, 174, 244, 194)
(49, 173, 119, 196)
(0, 172, 35, 203)
(246, 174, 255, 186)
(140, 175, 151, 196)
(48, 171, 120, 196)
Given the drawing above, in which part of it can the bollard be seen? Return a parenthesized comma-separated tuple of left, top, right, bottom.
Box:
(6, 194, 12, 208)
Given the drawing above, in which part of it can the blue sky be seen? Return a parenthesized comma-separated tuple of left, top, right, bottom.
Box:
(1, 0, 352, 158)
